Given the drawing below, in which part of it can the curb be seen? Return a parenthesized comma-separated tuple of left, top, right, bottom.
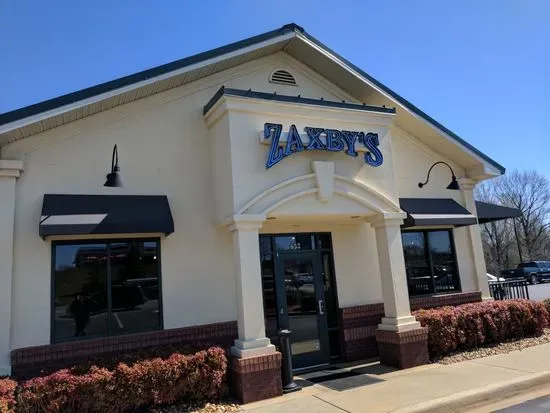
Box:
(392, 371, 550, 413)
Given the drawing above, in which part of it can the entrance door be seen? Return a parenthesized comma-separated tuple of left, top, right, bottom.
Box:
(276, 252, 330, 369)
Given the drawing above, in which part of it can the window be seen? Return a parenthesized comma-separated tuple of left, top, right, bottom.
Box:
(402, 230, 460, 296)
(52, 239, 162, 342)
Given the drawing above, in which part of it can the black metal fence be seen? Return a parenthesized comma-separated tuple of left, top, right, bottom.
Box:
(489, 279, 530, 300)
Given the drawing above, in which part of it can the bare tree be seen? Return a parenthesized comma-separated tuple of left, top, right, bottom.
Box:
(476, 180, 515, 274)
(475, 169, 550, 272)
(497, 170, 550, 261)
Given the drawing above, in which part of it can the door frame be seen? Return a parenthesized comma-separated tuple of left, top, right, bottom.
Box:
(274, 250, 330, 370)
(259, 232, 342, 370)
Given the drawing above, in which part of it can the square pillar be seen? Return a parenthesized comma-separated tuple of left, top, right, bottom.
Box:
(227, 215, 281, 403)
(0, 160, 24, 376)
(459, 178, 491, 299)
(371, 213, 429, 369)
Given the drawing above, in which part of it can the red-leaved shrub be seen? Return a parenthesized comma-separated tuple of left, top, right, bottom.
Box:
(543, 299, 550, 322)
(16, 346, 227, 413)
(0, 379, 16, 413)
(413, 299, 548, 358)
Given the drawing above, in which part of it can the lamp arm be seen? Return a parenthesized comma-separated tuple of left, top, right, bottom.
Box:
(111, 145, 119, 173)
(418, 161, 456, 188)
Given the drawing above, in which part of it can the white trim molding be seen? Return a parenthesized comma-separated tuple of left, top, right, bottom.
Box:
(0, 160, 24, 178)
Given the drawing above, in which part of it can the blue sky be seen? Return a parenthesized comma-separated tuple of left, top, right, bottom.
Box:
(1, 1, 548, 177)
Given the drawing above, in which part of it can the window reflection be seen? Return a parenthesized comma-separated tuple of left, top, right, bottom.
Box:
(53, 240, 161, 342)
(260, 253, 278, 341)
(402, 232, 432, 295)
(402, 230, 460, 296)
(283, 258, 320, 357)
(54, 244, 108, 340)
(429, 231, 460, 293)
(109, 241, 160, 333)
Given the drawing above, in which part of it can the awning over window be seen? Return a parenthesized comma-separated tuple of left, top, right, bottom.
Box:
(475, 201, 521, 224)
(399, 198, 477, 228)
(39, 194, 174, 238)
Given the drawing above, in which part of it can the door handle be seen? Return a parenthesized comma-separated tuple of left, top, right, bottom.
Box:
(318, 300, 325, 315)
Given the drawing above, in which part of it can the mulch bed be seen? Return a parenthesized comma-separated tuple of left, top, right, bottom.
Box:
(148, 401, 240, 413)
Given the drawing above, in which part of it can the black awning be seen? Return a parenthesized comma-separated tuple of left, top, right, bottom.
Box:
(39, 194, 174, 238)
(475, 201, 521, 224)
(399, 198, 477, 228)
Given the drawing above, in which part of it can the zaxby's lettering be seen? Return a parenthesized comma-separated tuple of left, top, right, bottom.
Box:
(263, 123, 384, 169)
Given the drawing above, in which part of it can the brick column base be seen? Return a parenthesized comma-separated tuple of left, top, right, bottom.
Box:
(230, 352, 282, 404)
(375, 328, 429, 369)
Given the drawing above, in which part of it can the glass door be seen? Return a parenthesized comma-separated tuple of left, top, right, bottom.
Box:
(276, 252, 330, 369)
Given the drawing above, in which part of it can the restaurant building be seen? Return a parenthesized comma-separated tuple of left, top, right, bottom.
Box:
(0, 24, 517, 402)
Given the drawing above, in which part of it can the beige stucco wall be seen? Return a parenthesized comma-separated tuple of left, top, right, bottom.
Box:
(391, 127, 479, 297)
(332, 224, 383, 306)
(1, 53, 364, 350)
(1, 50, 484, 354)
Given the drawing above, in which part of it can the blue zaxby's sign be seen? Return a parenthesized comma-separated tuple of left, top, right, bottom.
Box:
(261, 123, 383, 169)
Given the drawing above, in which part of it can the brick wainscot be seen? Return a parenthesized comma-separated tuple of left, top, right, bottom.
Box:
(339, 291, 482, 363)
(11, 321, 238, 378)
(230, 352, 282, 404)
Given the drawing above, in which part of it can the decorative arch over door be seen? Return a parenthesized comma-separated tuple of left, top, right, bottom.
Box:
(234, 161, 403, 223)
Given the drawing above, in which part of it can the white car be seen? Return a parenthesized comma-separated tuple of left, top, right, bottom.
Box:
(487, 273, 505, 282)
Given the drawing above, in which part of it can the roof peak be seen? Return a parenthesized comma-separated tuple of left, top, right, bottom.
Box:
(279, 23, 305, 34)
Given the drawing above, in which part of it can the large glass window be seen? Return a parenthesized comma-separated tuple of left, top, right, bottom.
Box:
(402, 230, 460, 296)
(53, 239, 162, 342)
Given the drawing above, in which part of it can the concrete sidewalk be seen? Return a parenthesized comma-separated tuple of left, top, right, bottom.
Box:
(241, 343, 550, 413)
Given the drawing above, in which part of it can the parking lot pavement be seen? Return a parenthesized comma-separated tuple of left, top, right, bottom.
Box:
(528, 282, 550, 301)
(495, 394, 550, 412)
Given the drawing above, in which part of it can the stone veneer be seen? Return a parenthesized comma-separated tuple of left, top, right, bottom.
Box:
(339, 291, 481, 362)
(230, 352, 283, 403)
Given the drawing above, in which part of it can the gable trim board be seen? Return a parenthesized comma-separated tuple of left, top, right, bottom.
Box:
(0, 23, 503, 175)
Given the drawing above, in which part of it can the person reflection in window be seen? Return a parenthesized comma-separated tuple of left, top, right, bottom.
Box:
(69, 294, 93, 337)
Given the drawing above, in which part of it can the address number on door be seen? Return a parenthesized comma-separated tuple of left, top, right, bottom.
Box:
(288, 243, 302, 250)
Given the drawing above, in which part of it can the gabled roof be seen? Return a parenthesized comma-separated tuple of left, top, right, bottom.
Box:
(0, 23, 504, 175)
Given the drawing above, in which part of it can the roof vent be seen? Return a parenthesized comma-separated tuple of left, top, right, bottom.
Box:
(270, 69, 297, 86)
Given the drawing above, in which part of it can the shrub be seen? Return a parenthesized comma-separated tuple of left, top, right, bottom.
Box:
(16, 346, 227, 413)
(413, 299, 549, 358)
(543, 299, 550, 322)
(0, 379, 16, 413)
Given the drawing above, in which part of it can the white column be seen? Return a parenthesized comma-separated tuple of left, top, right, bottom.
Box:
(371, 213, 422, 332)
(228, 215, 276, 358)
(0, 160, 24, 375)
(459, 178, 491, 299)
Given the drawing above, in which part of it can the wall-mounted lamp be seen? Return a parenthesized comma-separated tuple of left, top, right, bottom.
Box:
(104, 144, 123, 187)
(418, 161, 459, 190)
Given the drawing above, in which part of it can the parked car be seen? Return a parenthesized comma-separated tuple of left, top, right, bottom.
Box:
(487, 273, 505, 282)
(500, 261, 550, 285)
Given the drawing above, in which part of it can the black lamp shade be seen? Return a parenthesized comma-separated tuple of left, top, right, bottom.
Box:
(446, 176, 460, 190)
(104, 145, 123, 187)
(104, 171, 123, 187)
